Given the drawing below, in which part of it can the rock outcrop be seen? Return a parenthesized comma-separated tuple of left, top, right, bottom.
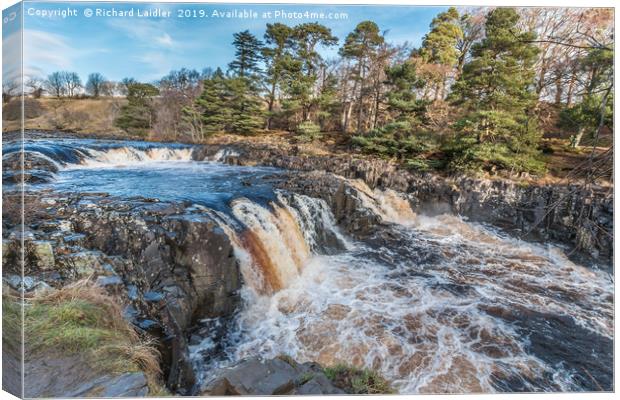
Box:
(201, 357, 345, 396)
(197, 143, 613, 266)
(3, 192, 242, 395)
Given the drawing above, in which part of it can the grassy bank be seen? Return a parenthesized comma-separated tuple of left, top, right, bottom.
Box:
(2, 97, 127, 136)
(2, 280, 165, 395)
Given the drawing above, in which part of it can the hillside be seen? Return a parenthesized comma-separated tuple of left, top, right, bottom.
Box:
(2, 97, 127, 136)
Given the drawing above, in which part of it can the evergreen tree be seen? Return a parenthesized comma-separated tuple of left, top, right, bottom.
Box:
(223, 30, 266, 134)
(188, 68, 229, 135)
(262, 23, 296, 129)
(293, 23, 338, 78)
(339, 21, 385, 132)
(352, 61, 433, 166)
(225, 77, 264, 135)
(419, 7, 463, 100)
(316, 69, 341, 131)
(420, 7, 462, 66)
(228, 30, 264, 79)
(559, 45, 613, 148)
(289, 23, 338, 123)
(449, 8, 543, 174)
(560, 93, 613, 148)
(115, 83, 159, 136)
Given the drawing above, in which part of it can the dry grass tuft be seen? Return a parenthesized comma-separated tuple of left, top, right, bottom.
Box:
(26, 279, 162, 386)
(324, 364, 395, 394)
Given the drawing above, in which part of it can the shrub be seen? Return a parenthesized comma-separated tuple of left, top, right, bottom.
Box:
(323, 364, 394, 394)
(352, 126, 438, 162)
(295, 121, 323, 142)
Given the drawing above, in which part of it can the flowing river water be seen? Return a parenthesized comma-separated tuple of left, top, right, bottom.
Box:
(4, 139, 613, 393)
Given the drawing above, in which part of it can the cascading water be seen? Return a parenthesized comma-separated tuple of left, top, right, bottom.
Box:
(72, 146, 194, 168)
(191, 184, 613, 394)
(6, 138, 612, 393)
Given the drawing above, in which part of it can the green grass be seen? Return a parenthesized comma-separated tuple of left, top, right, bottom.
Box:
(11, 280, 162, 391)
(27, 299, 122, 352)
(2, 291, 23, 352)
(323, 364, 394, 394)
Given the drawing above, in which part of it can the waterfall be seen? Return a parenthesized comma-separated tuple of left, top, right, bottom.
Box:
(73, 146, 193, 168)
(345, 179, 419, 226)
(208, 148, 240, 163)
(192, 185, 613, 394)
(204, 193, 346, 295)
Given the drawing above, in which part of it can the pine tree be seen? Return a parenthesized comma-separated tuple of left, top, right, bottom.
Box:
(339, 21, 385, 132)
(225, 77, 264, 135)
(419, 7, 462, 100)
(448, 8, 543, 174)
(228, 30, 263, 79)
(289, 23, 338, 123)
(385, 61, 427, 124)
(263, 23, 296, 129)
(115, 83, 159, 136)
(352, 61, 432, 164)
(189, 68, 229, 135)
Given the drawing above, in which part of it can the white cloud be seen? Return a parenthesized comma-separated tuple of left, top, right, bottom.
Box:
(156, 33, 173, 47)
(23, 30, 75, 70)
(2, 30, 22, 83)
(19, 29, 108, 80)
(107, 18, 176, 48)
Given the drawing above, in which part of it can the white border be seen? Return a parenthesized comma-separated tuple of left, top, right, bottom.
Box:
(0, 1, 617, 400)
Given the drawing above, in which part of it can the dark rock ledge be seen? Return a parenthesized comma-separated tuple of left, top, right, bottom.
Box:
(195, 143, 613, 267)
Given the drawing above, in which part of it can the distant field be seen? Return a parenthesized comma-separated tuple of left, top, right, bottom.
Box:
(2, 97, 128, 136)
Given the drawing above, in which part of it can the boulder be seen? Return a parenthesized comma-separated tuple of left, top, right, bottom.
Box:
(30, 240, 55, 269)
(201, 357, 345, 396)
(2, 151, 60, 173)
(65, 372, 148, 397)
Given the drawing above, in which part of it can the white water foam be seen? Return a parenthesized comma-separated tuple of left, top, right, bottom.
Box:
(65, 146, 193, 169)
(193, 186, 613, 394)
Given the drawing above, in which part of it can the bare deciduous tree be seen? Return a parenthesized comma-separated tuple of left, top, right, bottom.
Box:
(86, 72, 107, 98)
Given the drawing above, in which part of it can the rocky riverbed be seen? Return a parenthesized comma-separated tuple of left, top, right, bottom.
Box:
(2, 134, 614, 396)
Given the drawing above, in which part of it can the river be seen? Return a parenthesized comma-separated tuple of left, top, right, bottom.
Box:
(3, 138, 613, 393)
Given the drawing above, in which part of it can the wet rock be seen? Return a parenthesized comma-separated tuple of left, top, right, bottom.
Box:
(3, 275, 52, 293)
(63, 233, 86, 246)
(219, 142, 612, 266)
(29, 240, 55, 269)
(2, 151, 60, 173)
(4, 275, 35, 291)
(66, 372, 148, 397)
(58, 250, 106, 277)
(56, 196, 243, 393)
(143, 291, 164, 302)
(137, 319, 159, 330)
(95, 275, 123, 287)
(295, 373, 346, 395)
(201, 357, 344, 396)
(126, 284, 139, 301)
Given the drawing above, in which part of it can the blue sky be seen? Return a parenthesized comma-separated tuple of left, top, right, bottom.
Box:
(12, 1, 446, 83)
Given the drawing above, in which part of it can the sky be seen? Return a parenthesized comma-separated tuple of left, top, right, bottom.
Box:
(4, 1, 446, 83)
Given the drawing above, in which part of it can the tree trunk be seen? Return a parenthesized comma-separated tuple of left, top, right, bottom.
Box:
(571, 127, 585, 148)
(554, 74, 563, 105)
(371, 86, 380, 131)
(265, 81, 277, 130)
(356, 60, 365, 133)
(566, 68, 578, 106)
(343, 99, 354, 133)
